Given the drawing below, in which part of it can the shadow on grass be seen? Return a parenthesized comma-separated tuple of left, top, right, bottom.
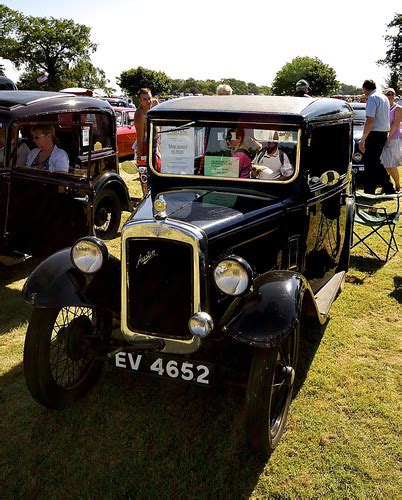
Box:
(293, 318, 326, 399)
(0, 257, 41, 287)
(1, 319, 328, 498)
(0, 362, 268, 498)
(346, 255, 384, 285)
(0, 285, 32, 336)
(0, 259, 38, 336)
(389, 276, 402, 303)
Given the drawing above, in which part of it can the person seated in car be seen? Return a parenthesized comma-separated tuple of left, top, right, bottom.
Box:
(0, 126, 30, 167)
(26, 124, 69, 173)
(251, 132, 294, 180)
(226, 127, 253, 178)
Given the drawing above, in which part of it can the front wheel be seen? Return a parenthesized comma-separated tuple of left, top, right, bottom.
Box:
(94, 188, 121, 240)
(23, 307, 107, 409)
(245, 326, 299, 455)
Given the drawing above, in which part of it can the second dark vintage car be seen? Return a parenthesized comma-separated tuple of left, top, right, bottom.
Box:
(0, 90, 131, 263)
(22, 96, 354, 455)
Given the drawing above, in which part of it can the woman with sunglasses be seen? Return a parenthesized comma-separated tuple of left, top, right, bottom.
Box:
(26, 124, 69, 173)
(226, 127, 253, 178)
(381, 88, 401, 191)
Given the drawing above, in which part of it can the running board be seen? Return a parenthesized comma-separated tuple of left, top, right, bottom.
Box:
(0, 251, 31, 266)
(314, 271, 345, 317)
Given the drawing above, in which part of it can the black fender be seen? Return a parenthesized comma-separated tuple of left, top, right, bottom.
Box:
(22, 248, 121, 314)
(220, 270, 317, 347)
(93, 172, 131, 211)
(337, 194, 355, 272)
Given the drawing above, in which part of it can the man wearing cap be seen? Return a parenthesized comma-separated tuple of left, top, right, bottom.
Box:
(359, 79, 395, 194)
(251, 132, 294, 180)
(294, 79, 310, 97)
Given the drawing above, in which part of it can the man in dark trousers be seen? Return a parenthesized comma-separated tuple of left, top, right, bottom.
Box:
(359, 79, 395, 194)
(294, 79, 310, 97)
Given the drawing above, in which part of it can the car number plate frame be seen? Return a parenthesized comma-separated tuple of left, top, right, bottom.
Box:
(110, 351, 214, 386)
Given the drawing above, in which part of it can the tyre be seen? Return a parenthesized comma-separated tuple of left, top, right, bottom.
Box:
(94, 188, 121, 240)
(23, 307, 105, 409)
(245, 325, 299, 455)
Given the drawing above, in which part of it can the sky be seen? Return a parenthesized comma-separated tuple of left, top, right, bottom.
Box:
(2, 0, 400, 93)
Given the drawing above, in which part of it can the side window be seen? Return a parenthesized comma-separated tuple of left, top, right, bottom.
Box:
(15, 116, 78, 173)
(308, 123, 350, 179)
(80, 113, 113, 153)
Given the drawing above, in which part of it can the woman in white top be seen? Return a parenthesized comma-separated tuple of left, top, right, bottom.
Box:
(26, 124, 69, 173)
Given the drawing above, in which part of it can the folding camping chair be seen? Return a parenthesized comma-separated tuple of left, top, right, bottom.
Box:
(351, 191, 401, 262)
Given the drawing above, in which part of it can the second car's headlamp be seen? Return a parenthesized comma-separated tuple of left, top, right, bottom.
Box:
(352, 152, 363, 162)
(213, 256, 252, 296)
(71, 237, 108, 274)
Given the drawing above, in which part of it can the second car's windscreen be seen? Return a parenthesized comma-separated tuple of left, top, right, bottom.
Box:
(152, 124, 299, 182)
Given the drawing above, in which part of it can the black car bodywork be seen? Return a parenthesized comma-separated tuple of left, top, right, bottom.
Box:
(0, 91, 131, 263)
(22, 96, 354, 454)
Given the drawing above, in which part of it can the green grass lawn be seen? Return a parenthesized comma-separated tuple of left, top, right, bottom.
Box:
(0, 177, 401, 498)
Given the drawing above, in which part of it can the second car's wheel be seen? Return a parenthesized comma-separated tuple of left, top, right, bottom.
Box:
(244, 325, 299, 455)
(94, 188, 121, 240)
(23, 307, 106, 409)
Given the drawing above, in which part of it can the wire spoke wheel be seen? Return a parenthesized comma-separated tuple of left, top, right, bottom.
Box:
(245, 326, 299, 455)
(24, 306, 105, 409)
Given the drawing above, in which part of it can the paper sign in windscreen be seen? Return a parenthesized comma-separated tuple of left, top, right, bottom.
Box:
(160, 128, 195, 174)
(204, 156, 239, 178)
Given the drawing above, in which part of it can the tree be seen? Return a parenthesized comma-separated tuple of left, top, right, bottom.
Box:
(64, 61, 114, 93)
(118, 67, 172, 99)
(377, 13, 401, 93)
(219, 78, 248, 95)
(338, 83, 362, 95)
(0, 5, 101, 91)
(271, 56, 339, 96)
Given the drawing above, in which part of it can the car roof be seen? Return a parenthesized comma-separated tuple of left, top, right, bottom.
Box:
(0, 90, 114, 119)
(148, 95, 353, 125)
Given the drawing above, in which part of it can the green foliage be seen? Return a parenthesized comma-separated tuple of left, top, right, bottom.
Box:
(118, 67, 172, 99)
(377, 13, 401, 94)
(338, 83, 362, 95)
(124, 71, 271, 97)
(271, 56, 339, 96)
(64, 61, 113, 94)
(0, 5, 99, 90)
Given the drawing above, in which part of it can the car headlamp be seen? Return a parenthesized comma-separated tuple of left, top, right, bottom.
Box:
(213, 256, 253, 296)
(71, 237, 108, 274)
(352, 152, 363, 162)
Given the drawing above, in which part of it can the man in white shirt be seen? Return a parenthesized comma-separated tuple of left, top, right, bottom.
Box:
(251, 139, 294, 180)
(359, 79, 395, 194)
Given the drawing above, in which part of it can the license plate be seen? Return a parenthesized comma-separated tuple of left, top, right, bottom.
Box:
(111, 351, 213, 386)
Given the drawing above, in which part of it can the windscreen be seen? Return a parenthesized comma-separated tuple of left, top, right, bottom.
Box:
(151, 123, 299, 182)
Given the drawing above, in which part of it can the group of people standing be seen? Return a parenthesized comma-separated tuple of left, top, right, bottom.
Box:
(133, 79, 400, 192)
(359, 80, 400, 193)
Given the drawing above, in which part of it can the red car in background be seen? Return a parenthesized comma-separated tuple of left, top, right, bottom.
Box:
(113, 107, 137, 159)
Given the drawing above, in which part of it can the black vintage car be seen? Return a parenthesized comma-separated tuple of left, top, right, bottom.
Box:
(22, 96, 354, 455)
(0, 91, 131, 263)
